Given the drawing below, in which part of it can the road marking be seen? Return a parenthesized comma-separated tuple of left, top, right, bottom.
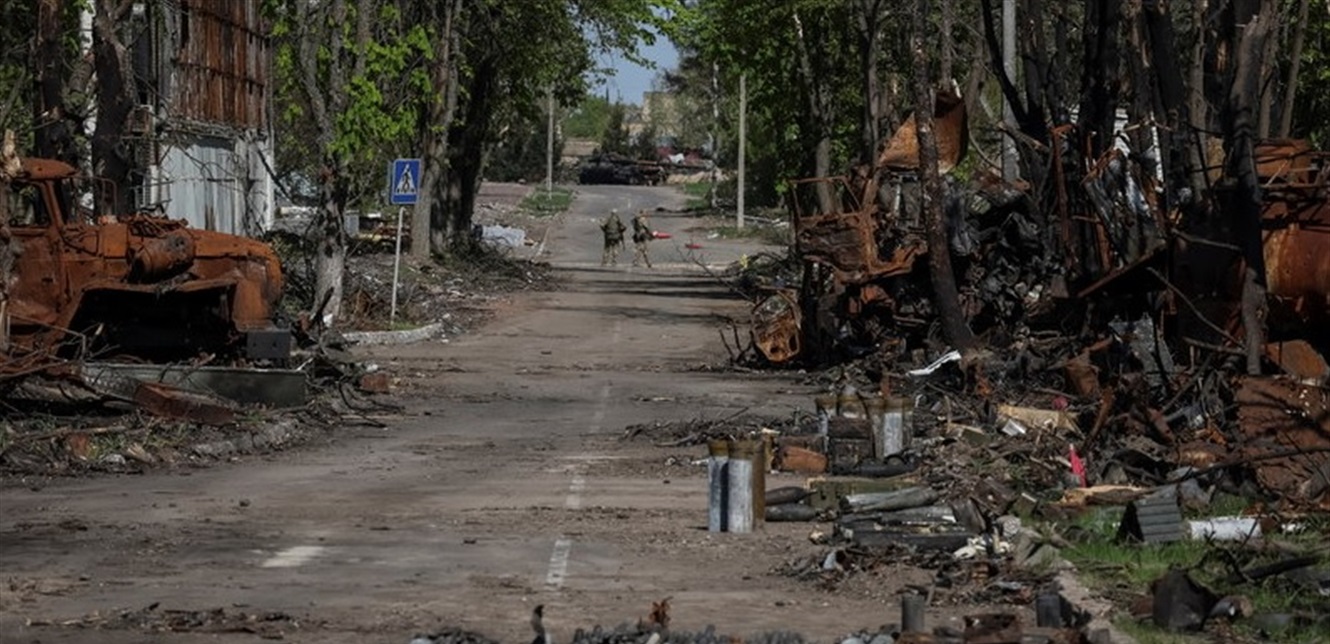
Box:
(545, 324, 620, 589)
(261, 545, 325, 568)
(544, 537, 573, 588)
(566, 473, 586, 510)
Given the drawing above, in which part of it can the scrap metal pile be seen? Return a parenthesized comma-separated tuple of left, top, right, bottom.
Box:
(747, 94, 1330, 515)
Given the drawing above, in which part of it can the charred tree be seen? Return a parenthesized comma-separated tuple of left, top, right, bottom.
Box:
(1078, 0, 1123, 160)
(440, 51, 500, 255)
(34, 0, 86, 166)
(1143, 0, 1201, 205)
(1278, 0, 1311, 138)
(914, 0, 975, 352)
(1223, 3, 1274, 375)
(90, 0, 137, 215)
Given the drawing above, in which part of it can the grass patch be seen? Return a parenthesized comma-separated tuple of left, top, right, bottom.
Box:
(679, 181, 713, 210)
(1060, 507, 1330, 643)
(519, 186, 574, 217)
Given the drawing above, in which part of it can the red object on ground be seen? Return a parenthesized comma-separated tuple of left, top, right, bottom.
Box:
(1068, 444, 1088, 487)
(653, 231, 672, 239)
(685, 243, 703, 250)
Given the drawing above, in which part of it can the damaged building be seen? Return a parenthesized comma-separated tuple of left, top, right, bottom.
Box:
(128, 0, 275, 235)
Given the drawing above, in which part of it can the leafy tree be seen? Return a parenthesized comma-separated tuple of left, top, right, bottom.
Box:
(564, 94, 616, 139)
(631, 122, 660, 160)
(488, 115, 564, 183)
(600, 102, 631, 155)
(269, 0, 429, 322)
(414, 0, 674, 257)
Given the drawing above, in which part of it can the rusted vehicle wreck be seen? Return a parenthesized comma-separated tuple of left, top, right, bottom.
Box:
(1, 156, 289, 378)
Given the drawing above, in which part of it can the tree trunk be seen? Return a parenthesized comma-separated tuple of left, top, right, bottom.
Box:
(1142, 0, 1195, 204)
(1224, 2, 1273, 375)
(1278, 0, 1310, 138)
(34, 0, 81, 165)
(1187, 0, 1210, 197)
(295, 0, 353, 324)
(793, 10, 837, 215)
(415, 0, 463, 258)
(856, 0, 883, 166)
(314, 157, 349, 324)
(441, 54, 499, 253)
(914, 0, 975, 351)
(1255, 15, 1280, 140)
(1078, 0, 1122, 159)
(90, 0, 136, 215)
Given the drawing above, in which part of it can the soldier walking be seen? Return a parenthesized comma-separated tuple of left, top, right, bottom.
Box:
(632, 211, 654, 268)
(600, 209, 627, 266)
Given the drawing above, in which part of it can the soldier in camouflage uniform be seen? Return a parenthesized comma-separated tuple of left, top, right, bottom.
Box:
(632, 211, 653, 268)
(600, 209, 627, 266)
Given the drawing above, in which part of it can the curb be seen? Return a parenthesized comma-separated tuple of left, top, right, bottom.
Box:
(342, 323, 444, 346)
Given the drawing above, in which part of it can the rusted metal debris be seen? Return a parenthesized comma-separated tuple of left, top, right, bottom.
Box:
(744, 90, 1330, 511)
(3, 157, 287, 375)
(1234, 377, 1330, 509)
(132, 381, 236, 427)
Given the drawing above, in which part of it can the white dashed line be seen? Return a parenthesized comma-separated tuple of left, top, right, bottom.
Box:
(261, 545, 325, 568)
(544, 537, 573, 588)
(544, 327, 618, 590)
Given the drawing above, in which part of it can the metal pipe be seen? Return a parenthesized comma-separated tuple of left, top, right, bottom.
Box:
(726, 440, 754, 533)
(707, 439, 730, 532)
(390, 205, 405, 323)
(902, 594, 926, 633)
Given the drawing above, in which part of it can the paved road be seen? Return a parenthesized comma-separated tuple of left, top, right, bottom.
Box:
(0, 185, 918, 643)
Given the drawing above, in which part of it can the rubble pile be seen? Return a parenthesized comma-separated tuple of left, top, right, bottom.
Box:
(720, 100, 1330, 640)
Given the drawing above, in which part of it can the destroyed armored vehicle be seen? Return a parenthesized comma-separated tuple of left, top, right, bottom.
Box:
(1, 157, 289, 369)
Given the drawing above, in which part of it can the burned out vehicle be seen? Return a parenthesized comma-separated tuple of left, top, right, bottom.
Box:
(578, 153, 665, 186)
(1, 157, 288, 369)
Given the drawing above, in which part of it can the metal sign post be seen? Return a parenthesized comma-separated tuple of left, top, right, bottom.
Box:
(388, 159, 420, 324)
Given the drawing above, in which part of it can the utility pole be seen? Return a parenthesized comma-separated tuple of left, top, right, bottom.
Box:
(710, 62, 719, 211)
(545, 85, 554, 196)
(737, 73, 746, 229)
(1001, 0, 1018, 182)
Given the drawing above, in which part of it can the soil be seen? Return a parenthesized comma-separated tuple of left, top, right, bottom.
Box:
(0, 184, 1041, 644)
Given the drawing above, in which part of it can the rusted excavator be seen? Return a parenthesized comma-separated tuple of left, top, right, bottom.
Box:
(1, 157, 288, 374)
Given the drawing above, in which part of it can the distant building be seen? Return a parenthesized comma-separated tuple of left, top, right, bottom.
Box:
(640, 91, 681, 140)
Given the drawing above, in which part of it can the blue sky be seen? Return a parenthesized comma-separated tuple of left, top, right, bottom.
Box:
(598, 34, 679, 105)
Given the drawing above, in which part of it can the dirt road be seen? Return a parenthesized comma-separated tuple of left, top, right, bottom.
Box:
(1, 185, 927, 643)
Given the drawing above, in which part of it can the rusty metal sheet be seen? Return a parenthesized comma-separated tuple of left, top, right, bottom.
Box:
(1263, 340, 1329, 382)
(1263, 190, 1330, 308)
(796, 210, 924, 284)
(752, 291, 801, 364)
(168, 1, 269, 129)
(1234, 377, 1330, 509)
(876, 91, 968, 174)
(133, 381, 236, 426)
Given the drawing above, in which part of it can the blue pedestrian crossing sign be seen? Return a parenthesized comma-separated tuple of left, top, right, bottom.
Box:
(389, 158, 421, 205)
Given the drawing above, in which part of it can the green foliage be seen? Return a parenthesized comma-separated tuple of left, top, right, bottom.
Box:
(489, 115, 563, 183)
(600, 103, 631, 155)
(0, 2, 39, 148)
(1063, 508, 1330, 643)
(1290, 1, 1330, 148)
(631, 122, 660, 160)
(269, 0, 431, 209)
(519, 187, 574, 217)
(564, 94, 616, 139)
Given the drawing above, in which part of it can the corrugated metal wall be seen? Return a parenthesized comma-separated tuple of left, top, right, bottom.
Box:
(168, 0, 268, 129)
(156, 134, 272, 235)
(146, 0, 274, 234)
